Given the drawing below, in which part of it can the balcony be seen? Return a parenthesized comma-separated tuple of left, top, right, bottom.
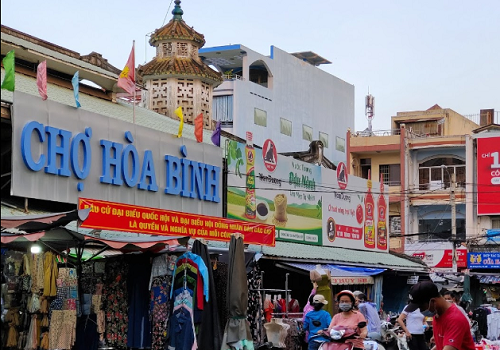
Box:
(350, 129, 401, 152)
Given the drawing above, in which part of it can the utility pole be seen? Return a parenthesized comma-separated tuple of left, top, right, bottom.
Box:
(451, 172, 457, 273)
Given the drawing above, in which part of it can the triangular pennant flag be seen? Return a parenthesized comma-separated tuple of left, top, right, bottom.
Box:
(194, 113, 203, 143)
(117, 44, 135, 95)
(1, 50, 15, 91)
(211, 121, 221, 147)
(175, 106, 184, 138)
(37, 60, 48, 100)
(71, 71, 81, 108)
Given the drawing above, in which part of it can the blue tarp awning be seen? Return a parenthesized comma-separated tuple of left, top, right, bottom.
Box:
(278, 262, 385, 285)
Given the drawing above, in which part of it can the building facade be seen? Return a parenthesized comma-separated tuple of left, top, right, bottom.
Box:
(347, 105, 492, 271)
(199, 44, 354, 164)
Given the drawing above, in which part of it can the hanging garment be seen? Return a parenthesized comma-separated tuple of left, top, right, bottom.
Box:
(150, 275, 172, 350)
(31, 254, 45, 293)
(221, 235, 254, 350)
(5, 308, 20, 347)
(74, 314, 99, 350)
(103, 259, 129, 348)
(168, 290, 198, 350)
(192, 239, 222, 350)
(127, 256, 152, 349)
(43, 252, 57, 296)
(49, 310, 77, 349)
(171, 252, 209, 302)
(149, 253, 174, 289)
(246, 263, 263, 344)
(213, 262, 229, 333)
(263, 298, 274, 323)
(288, 298, 300, 313)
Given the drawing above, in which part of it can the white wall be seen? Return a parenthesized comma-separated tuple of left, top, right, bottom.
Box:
(219, 45, 354, 164)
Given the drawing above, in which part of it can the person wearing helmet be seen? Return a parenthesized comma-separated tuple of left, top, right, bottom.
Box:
(327, 290, 368, 350)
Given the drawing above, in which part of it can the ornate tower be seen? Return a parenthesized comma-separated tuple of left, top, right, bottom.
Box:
(140, 0, 222, 128)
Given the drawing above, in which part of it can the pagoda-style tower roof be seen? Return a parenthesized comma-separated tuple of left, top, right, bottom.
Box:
(140, 0, 221, 85)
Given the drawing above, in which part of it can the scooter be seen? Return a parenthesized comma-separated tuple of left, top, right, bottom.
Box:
(309, 321, 367, 350)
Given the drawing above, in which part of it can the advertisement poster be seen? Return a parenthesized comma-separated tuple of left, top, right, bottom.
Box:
(226, 137, 323, 245)
(477, 136, 500, 215)
(321, 165, 389, 252)
(406, 242, 467, 269)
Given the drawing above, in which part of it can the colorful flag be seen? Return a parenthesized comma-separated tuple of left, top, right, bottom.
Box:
(194, 113, 203, 143)
(37, 60, 48, 100)
(117, 45, 135, 95)
(175, 106, 184, 138)
(71, 71, 81, 108)
(211, 121, 221, 147)
(1, 50, 15, 91)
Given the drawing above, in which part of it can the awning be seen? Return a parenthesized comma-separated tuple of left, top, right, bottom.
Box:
(245, 241, 428, 272)
(472, 274, 500, 284)
(276, 262, 385, 285)
(1, 208, 90, 233)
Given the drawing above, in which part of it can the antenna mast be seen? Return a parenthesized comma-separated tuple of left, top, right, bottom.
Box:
(365, 91, 375, 135)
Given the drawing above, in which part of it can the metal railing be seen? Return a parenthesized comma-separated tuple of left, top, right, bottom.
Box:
(463, 111, 500, 125)
(352, 129, 401, 137)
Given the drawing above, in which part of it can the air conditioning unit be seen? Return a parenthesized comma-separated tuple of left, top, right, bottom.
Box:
(429, 180, 443, 190)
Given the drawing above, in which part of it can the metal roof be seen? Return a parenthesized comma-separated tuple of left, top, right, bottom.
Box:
(246, 241, 428, 272)
(291, 51, 331, 66)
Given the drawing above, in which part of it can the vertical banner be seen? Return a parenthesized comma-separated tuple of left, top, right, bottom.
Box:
(477, 136, 500, 215)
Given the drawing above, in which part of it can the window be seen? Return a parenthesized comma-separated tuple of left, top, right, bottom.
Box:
(213, 96, 233, 124)
(162, 43, 173, 57)
(379, 164, 401, 186)
(336, 136, 345, 152)
(418, 218, 466, 241)
(389, 216, 401, 235)
(319, 132, 329, 148)
(302, 125, 312, 141)
(280, 118, 292, 136)
(418, 157, 465, 190)
(360, 158, 371, 180)
(254, 108, 267, 127)
(177, 42, 188, 56)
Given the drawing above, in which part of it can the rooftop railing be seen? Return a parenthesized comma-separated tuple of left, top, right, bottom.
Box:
(352, 129, 401, 137)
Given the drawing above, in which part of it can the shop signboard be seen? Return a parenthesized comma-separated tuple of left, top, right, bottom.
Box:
(321, 165, 389, 252)
(477, 136, 500, 215)
(79, 198, 275, 246)
(331, 276, 374, 285)
(467, 252, 500, 269)
(12, 92, 222, 217)
(409, 248, 467, 268)
(226, 137, 323, 245)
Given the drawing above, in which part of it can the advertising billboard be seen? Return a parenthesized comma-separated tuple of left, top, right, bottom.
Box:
(227, 137, 323, 245)
(468, 252, 500, 269)
(477, 136, 500, 215)
(226, 136, 389, 251)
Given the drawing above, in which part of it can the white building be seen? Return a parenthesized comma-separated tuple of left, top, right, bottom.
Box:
(199, 44, 354, 164)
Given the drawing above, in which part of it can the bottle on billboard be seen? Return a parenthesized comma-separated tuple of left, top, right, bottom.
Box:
(245, 132, 256, 219)
(364, 170, 375, 249)
(377, 174, 388, 250)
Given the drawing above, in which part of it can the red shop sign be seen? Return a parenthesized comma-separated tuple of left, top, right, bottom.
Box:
(78, 198, 275, 246)
(477, 137, 500, 215)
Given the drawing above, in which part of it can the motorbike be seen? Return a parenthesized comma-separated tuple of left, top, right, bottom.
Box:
(371, 321, 402, 350)
(309, 321, 367, 350)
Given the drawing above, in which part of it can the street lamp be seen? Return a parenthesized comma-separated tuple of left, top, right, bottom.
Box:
(441, 164, 457, 273)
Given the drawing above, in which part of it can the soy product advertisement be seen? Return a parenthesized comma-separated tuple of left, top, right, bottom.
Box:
(226, 135, 323, 245)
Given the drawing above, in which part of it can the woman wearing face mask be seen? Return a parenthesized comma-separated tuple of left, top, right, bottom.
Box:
(327, 290, 368, 350)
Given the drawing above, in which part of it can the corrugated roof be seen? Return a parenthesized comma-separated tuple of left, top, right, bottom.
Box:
(150, 19, 205, 47)
(139, 56, 222, 84)
(247, 241, 427, 271)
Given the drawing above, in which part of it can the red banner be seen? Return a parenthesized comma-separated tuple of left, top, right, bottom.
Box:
(477, 137, 500, 215)
(78, 198, 275, 246)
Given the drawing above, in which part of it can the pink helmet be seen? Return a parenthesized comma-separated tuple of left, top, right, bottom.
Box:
(336, 290, 356, 304)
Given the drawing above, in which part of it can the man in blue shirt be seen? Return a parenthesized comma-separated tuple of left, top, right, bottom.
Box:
(355, 292, 382, 341)
(303, 294, 332, 350)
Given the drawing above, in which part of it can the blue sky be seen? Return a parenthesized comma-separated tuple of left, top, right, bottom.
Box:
(2, 0, 498, 130)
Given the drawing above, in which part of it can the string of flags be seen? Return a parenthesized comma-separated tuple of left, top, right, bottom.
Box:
(1, 48, 222, 146)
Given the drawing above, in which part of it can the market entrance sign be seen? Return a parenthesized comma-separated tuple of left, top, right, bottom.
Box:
(78, 198, 275, 246)
(12, 92, 222, 217)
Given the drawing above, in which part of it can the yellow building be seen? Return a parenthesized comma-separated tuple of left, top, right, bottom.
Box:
(347, 104, 479, 263)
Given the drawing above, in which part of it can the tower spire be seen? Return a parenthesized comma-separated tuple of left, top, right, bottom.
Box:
(172, 0, 183, 20)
